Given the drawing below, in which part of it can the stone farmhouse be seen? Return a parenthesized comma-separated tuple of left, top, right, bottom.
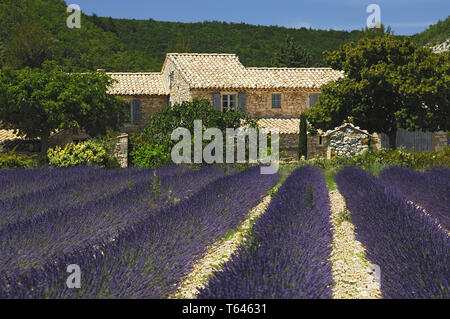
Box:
(107, 53, 343, 129)
(0, 53, 447, 159)
(105, 53, 345, 158)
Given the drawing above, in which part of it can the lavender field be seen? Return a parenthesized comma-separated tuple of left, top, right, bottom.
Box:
(0, 164, 448, 299)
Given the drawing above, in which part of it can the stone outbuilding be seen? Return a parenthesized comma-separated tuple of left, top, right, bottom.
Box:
(324, 123, 371, 158)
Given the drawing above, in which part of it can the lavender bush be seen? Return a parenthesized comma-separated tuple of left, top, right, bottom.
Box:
(379, 166, 449, 230)
(0, 166, 278, 298)
(336, 166, 449, 298)
(198, 166, 333, 299)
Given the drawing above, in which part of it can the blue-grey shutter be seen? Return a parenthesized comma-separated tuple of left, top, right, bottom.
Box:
(238, 92, 246, 113)
(309, 93, 320, 107)
(132, 100, 141, 124)
(213, 93, 221, 111)
(124, 103, 131, 123)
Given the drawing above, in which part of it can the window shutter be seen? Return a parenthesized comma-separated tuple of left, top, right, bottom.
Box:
(132, 100, 142, 124)
(213, 93, 221, 111)
(238, 92, 246, 113)
(309, 93, 320, 107)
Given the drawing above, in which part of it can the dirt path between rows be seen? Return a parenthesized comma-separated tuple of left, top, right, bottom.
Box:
(329, 190, 382, 299)
(169, 195, 273, 299)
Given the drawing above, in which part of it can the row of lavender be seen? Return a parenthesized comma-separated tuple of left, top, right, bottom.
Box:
(0, 166, 278, 298)
(199, 166, 333, 298)
(0, 166, 225, 276)
(336, 167, 449, 298)
(379, 166, 449, 230)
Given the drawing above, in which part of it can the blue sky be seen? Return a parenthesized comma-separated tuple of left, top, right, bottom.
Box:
(72, 0, 449, 35)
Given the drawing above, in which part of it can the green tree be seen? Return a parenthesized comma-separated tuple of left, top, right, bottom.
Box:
(0, 62, 128, 154)
(272, 36, 314, 67)
(307, 33, 449, 149)
(169, 32, 191, 53)
(5, 20, 54, 68)
(131, 99, 256, 167)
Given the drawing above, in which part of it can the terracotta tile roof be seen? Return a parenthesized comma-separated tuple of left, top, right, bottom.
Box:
(245, 68, 344, 89)
(107, 54, 343, 95)
(166, 53, 248, 89)
(107, 73, 168, 96)
(166, 53, 344, 89)
(257, 118, 300, 134)
(0, 129, 22, 143)
(324, 122, 370, 136)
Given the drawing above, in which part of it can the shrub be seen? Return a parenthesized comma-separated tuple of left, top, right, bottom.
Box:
(198, 167, 333, 299)
(309, 146, 450, 173)
(47, 140, 119, 168)
(0, 146, 39, 169)
(336, 167, 449, 298)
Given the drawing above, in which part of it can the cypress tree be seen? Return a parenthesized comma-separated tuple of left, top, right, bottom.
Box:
(299, 114, 307, 160)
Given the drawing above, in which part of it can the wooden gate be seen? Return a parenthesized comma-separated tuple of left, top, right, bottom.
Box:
(381, 128, 432, 151)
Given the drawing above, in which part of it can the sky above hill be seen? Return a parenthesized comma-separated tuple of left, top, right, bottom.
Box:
(72, 0, 448, 35)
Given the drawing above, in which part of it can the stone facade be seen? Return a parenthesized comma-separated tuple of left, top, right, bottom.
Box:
(119, 95, 169, 133)
(325, 124, 370, 158)
(190, 89, 318, 117)
(162, 58, 192, 105)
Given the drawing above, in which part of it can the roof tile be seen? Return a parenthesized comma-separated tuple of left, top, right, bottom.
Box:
(107, 73, 168, 96)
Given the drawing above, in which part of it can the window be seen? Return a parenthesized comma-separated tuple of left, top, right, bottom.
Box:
(168, 72, 174, 89)
(222, 94, 237, 112)
(309, 93, 321, 107)
(271, 94, 281, 108)
(319, 136, 323, 145)
(125, 100, 142, 124)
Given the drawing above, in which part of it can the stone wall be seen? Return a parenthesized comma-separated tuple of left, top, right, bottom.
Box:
(432, 131, 448, 151)
(277, 133, 327, 159)
(109, 134, 129, 168)
(308, 134, 327, 158)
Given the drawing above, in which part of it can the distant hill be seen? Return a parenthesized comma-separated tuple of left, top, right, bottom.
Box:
(0, 0, 448, 72)
(412, 16, 450, 46)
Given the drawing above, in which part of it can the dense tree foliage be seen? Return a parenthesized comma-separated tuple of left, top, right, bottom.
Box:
(0, 62, 128, 153)
(5, 20, 55, 68)
(307, 32, 449, 149)
(272, 36, 314, 67)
